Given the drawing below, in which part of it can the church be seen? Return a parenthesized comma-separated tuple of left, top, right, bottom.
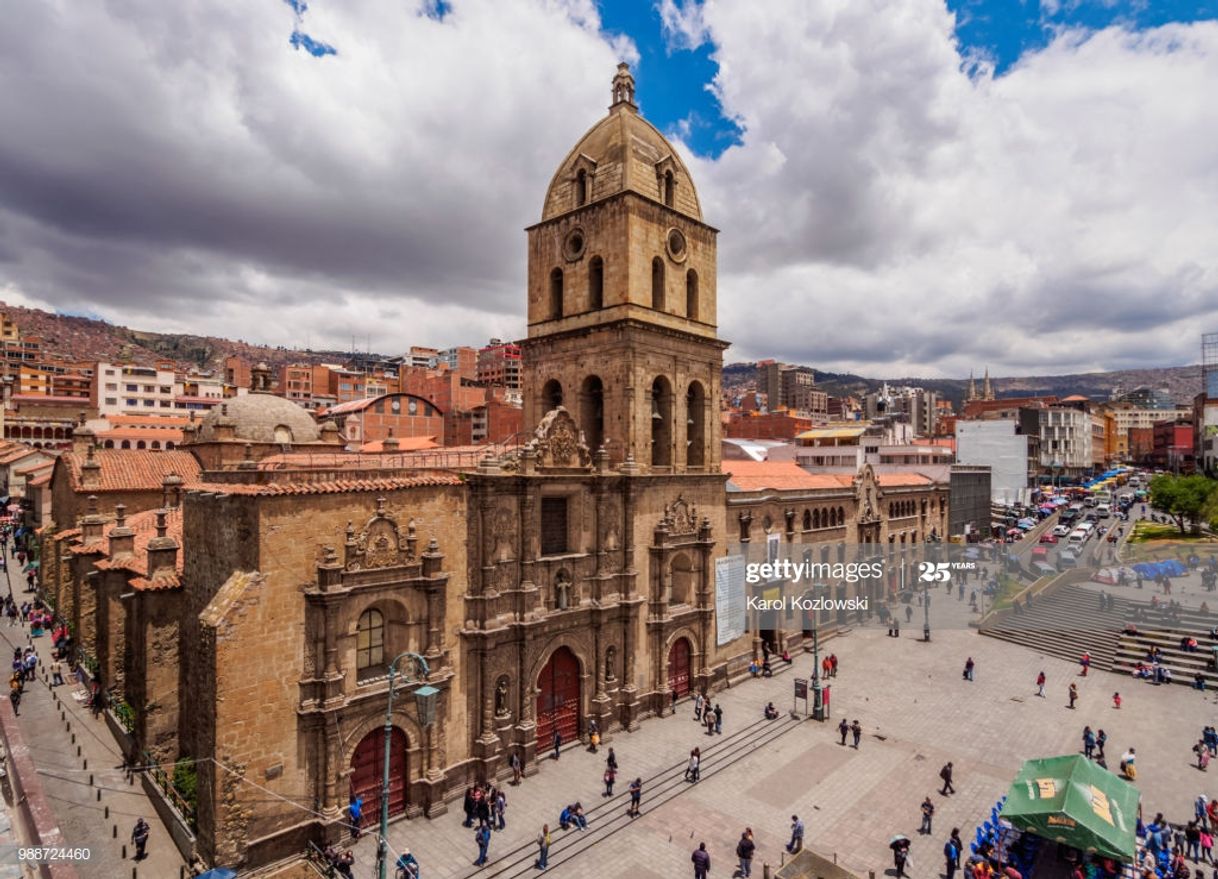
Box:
(41, 64, 948, 871)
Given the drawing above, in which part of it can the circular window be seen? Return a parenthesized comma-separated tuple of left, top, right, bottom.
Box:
(564, 228, 586, 261)
(666, 228, 687, 262)
(390, 399, 401, 413)
(408, 399, 418, 415)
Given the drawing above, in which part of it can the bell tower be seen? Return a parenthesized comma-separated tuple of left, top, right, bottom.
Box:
(520, 64, 727, 474)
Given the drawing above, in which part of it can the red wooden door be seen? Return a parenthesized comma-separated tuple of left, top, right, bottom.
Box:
(667, 638, 691, 697)
(350, 727, 408, 826)
(536, 647, 580, 747)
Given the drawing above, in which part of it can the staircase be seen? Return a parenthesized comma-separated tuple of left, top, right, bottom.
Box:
(981, 582, 1124, 670)
(1113, 594, 1218, 688)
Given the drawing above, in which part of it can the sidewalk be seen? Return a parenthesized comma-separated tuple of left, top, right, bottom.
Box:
(1, 545, 186, 878)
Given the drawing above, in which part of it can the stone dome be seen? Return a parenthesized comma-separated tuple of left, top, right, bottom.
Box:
(196, 394, 321, 444)
(541, 63, 702, 222)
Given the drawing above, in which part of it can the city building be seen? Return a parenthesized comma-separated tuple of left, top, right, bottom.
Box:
(94, 362, 179, 415)
(1150, 417, 1195, 472)
(435, 347, 478, 378)
(323, 393, 446, 449)
(38, 66, 951, 874)
(476, 340, 523, 393)
(955, 419, 1035, 503)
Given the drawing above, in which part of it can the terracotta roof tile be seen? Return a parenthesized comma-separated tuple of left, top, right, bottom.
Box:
(187, 472, 462, 497)
(93, 507, 183, 578)
(875, 472, 933, 487)
(723, 461, 854, 492)
(60, 449, 201, 493)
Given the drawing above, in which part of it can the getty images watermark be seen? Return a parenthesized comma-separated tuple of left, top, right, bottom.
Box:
(744, 559, 881, 612)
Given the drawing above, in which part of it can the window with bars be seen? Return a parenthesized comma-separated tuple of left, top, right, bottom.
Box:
(540, 497, 569, 556)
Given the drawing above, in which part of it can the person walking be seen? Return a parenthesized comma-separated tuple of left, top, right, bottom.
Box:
(893, 837, 911, 877)
(686, 748, 701, 783)
(920, 796, 935, 834)
(1036, 671, 1046, 697)
(588, 718, 600, 753)
(607, 747, 618, 773)
(714, 702, 723, 735)
(509, 749, 522, 786)
(535, 824, 551, 871)
(1068, 682, 1078, 709)
(462, 787, 476, 827)
(940, 762, 955, 796)
(50, 659, 64, 688)
(348, 795, 363, 839)
(838, 718, 849, 746)
(8, 681, 19, 716)
(786, 815, 805, 854)
(131, 817, 150, 860)
(1113, 691, 1121, 710)
(552, 729, 562, 761)
(1083, 726, 1096, 759)
(494, 788, 507, 831)
(705, 711, 715, 737)
(1097, 729, 1108, 761)
(945, 828, 963, 879)
(694, 692, 705, 721)
(736, 828, 756, 878)
(603, 766, 616, 797)
(1080, 651, 1091, 676)
(474, 822, 491, 867)
(851, 719, 862, 749)
(691, 842, 711, 879)
(628, 777, 642, 817)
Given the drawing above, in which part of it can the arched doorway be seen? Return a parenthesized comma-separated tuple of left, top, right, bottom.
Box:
(349, 727, 408, 827)
(536, 646, 580, 747)
(667, 637, 691, 698)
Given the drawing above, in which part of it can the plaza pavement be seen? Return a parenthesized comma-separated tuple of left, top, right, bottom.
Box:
(357, 603, 1216, 879)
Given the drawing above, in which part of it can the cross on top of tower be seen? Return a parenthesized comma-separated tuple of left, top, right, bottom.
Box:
(611, 62, 637, 111)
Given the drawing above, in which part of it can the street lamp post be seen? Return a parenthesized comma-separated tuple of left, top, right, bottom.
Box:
(810, 586, 823, 720)
(377, 652, 439, 879)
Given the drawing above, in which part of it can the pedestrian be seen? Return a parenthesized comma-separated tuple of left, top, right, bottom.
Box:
(1083, 726, 1096, 759)
(685, 747, 701, 783)
(705, 710, 715, 737)
(671, 688, 678, 715)
(963, 657, 975, 681)
(462, 786, 476, 827)
(474, 822, 491, 866)
(603, 766, 616, 797)
(1080, 651, 1091, 676)
(940, 761, 955, 796)
(838, 717, 849, 746)
(1113, 691, 1121, 710)
(535, 823, 550, 871)
(1097, 729, 1108, 761)
(691, 842, 711, 879)
(694, 692, 704, 721)
(1036, 671, 1046, 697)
(131, 817, 150, 860)
(893, 837, 911, 878)
(714, 702, 723, 735)
(494, 788, 507, 831)
(607, 747, 618, 773)
(737, 828, 756, 878)
(348, 795, 363, 839)
(906, 604, 913, 623)
(552, 729, 562, 761)
(8, 682, 19, 716)
(628, 777, 642, 817)
(509, 749, 522, 786)
(829, 654, 838, 677)
(920, 796, 935, 834)
(1068, 682, 1078, 709)
(1201, 827, 1213, 863)
(851, 719, 862, 749)
(945, 828, 962, 879)
(1189, 822, 1203, 862)
(786, 815, 805, 853)
(588, 718, 600, 753)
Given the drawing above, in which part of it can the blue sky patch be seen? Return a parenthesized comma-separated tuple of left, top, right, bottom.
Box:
(596, 0, 1216, 158)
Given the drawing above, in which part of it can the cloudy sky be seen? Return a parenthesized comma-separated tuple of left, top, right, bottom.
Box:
(2, 0, 1216, 378)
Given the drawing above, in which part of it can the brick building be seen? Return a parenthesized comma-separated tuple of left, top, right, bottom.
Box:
(324, 393, 446, 448)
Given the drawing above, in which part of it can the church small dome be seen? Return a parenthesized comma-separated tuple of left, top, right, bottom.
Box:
(541, 64, 702, 222)
(197, 394, 321, 444)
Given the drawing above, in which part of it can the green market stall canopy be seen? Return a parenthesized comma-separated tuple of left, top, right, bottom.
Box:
(1000, 755, 1139, 862)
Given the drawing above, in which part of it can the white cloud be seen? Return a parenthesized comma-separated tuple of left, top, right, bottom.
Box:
(0, 0, 1215, 379)
(678, 1, 1218, 375)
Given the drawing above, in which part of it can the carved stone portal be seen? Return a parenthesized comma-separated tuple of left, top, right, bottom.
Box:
(530, 407, 592, 471)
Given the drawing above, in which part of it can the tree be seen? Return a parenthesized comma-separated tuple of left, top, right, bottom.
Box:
(1149, 474, 1218, 535)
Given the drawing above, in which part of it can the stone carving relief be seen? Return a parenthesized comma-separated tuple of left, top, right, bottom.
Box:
(344, 498, 417, 571)
(491, 503, 518, 563)
(661, 495, 699, 536)
(494, 676, 511, 718)
(530, 407, 591, 470)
